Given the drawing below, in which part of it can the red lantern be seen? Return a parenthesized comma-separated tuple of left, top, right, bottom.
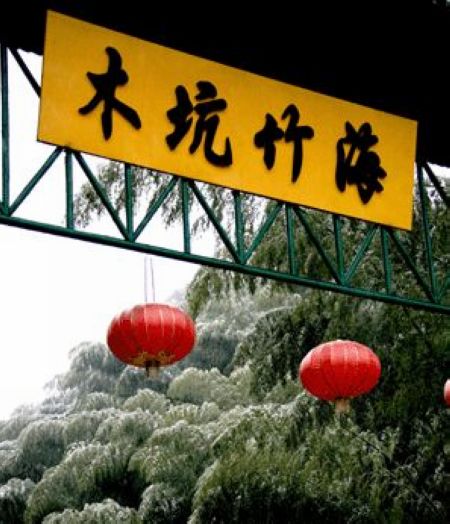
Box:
(107, 304, 196, 375)
(444, 380, 450, 407)
(299, 339, 381, 412)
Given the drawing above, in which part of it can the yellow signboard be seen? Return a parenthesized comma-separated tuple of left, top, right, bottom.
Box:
(38, 11, 417, 230)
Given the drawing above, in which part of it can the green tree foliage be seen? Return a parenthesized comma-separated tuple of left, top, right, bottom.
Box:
(42, 499, 140, 523)
(0, 168, 448, 522)
(17, 420, 65, 482)
(182, 283, 302, 374)
(191, 422, 430, 524)
(167, 366, 252, 410)
(62, 410, 114, 449)
(25, 443, 132, 523)
(138, 483, 185, 524)
(0, 406, 41, 443)
(122, 390, 170, 414)
(73, 163, 261, 242)
(129, 421, 213, 521)
(0, 478, 34, 524)
(0, 336, 448, 522)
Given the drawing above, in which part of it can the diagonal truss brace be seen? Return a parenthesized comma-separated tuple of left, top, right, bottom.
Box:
(0, 45, 449, 315)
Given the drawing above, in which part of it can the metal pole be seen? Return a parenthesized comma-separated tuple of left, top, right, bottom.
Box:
(124, 163, 134, 240)
(180, 179, 191, 253)
(285, 205, 298, 275)
(65, 150, 74, 229)
(233, 190, 245, 263)
(333, 214, 344, 283)
(1, 45, 10, 215)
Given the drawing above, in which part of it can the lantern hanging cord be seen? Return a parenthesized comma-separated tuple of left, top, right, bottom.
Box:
(144, 256, 156, 303)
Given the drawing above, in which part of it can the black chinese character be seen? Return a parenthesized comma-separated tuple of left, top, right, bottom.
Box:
(254, 104, 314, 183)
(79, 47, 141, 140)
(166, 81, 232, 167)
(335, 122, 387, 204)
(253, 114, 284, 169)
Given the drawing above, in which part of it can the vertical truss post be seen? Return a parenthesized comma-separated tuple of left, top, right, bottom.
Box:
(124, 163, 134, 240)
(333, 214, 344, 283)
(233, 190, 245, 263)
(380, 228, 392, 294)
(285, 205, 298, 275)
(417, 163, 437, 299)
(1, 45, 9, 215)
(65, 149, 74, 229)
(180, 179, 190, 253)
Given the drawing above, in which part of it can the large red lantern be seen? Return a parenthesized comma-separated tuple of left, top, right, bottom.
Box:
(299, 339, 381, 412)
(107, 304, 196, 375)
(444, 380, 450, 407)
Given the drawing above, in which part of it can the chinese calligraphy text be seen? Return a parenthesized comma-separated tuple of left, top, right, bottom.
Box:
(335, 122, 387, 204)
(78, 47, 141, 140)
(39, 11, 417, 230)
(254, 104, 314, 183)
(166, 81, 232, 167)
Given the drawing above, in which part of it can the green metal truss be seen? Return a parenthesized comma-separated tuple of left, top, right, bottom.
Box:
(1, 46, 449, 315)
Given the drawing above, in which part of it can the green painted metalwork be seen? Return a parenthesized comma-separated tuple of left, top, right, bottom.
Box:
(9, 48, 40, 96)
(380, 228, 392, 295)
(423, 162, 450, 206)
(9, 147, 62, 215)
(244, 202, 282, 263)
(333, 215, 344, 283)
(233, 190, 245, 263)
(74, 151, 128, 239)
(1, 45, 9, 215)
(388, 229, 435, 302)
(285, 205, 297, 276)
(1, 45, 449, 315)
(417, 164, 437, 298)
(293, 206, 341, 283)
(65, 150, 74, 229)
(124, 163, 134, 239)
(344, 225, 376, 284)
(180, 179, 190, 254)
(189, 180, 239, 263)
(134, 176, 177, 241)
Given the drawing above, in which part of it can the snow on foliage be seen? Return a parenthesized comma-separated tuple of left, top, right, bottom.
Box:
(63, 409, 116, 449)
(18, 419, 66, 481)
(138, 483, 185, 523)
(0, 252, 448, 523)
(94, 410, 160, 448)
(42, 498, 140, 523)
(0, 477, 35, 522)
(72, 392, 117, 412)
(122, 389, 170, 414)
(167, 365, 253, 409)
(161, 402, 221, 427)
(25, 443, 130, 523)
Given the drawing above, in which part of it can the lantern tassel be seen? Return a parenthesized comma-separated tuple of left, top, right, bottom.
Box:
(335, 398, 351, 414)
(145, 360, 161, 378)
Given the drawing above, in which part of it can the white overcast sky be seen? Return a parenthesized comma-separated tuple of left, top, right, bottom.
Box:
(0, 51, 208, 420)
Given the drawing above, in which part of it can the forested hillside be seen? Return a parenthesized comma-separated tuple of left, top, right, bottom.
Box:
(0, 167, 448, 522)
